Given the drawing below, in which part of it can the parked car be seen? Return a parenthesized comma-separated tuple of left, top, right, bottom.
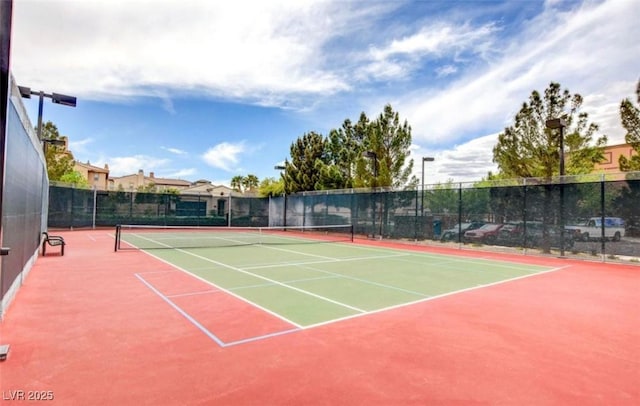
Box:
(496, 221, 575, 248)
(525, 223, 575, 249)
(440, 221, 484, 242)
(496, 222, 530, 246)
(464, 223, 504, 244)
(565, 217, 625, 241)
(625, 218, 640, 238)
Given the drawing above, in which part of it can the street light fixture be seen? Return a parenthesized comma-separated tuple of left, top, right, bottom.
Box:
(421, 156, 435, 216)
(42, 137, 66, 155)
(18, 86, 77, 142)
(546, 117, 567, 257)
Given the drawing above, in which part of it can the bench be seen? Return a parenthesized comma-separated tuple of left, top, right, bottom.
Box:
(42, 232, 65, 256)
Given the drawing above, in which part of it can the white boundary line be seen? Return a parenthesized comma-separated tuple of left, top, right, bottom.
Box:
(242, 253, 410, 271)
(135, 273, 301, 348)
(132, 233, 368, 313)
(302, 264, 572, 330)
(119, 231, 574, 346)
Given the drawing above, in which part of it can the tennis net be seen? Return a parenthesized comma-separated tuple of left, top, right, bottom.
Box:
(114, 224, 354, 251)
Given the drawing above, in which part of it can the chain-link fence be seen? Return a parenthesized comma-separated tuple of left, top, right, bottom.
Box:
(48, 187, 269, 228)
(49, 172, 640, 263)
(269, 173, 640, 262)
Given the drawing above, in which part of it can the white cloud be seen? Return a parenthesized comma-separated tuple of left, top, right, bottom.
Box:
(436, 65, 458, 77)
(413, 134, 499, 185)
(357, 21, 498, 83)
(202, 142, 246, 172)
(68, 138, 93, 156)
(369, 22, 498, 61)
(107, 155, 171, 177)
(399, 0, 639, 149)
(11, 0, 353, 105)
(161, 146, 188, 156)
(165, 168, 197, 179)
(11, 0, 639, 185)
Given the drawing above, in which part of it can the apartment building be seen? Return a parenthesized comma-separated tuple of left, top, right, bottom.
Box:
(593, 143, 638, 173)
(74, 161, 110, 190)
(109, 169, 191, 192)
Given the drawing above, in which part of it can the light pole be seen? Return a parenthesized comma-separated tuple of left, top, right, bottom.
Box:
(18, 86, 76, 142)
(362, 151, 379, 237)
(362, 151, 377, 183)
(274, 163, 287, 193)
(274, 164, 287, 227)
(546, 118, 566, 177)
(421, 156, 434, 216)
(546, 118, 567, 256)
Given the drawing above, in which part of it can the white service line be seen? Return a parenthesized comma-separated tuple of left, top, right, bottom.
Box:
(133, 233, 367, 313)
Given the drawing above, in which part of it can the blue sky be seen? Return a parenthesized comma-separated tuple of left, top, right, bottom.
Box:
(10, 0, 640, 186)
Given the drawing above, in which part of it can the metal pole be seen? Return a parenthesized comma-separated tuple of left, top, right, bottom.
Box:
(362, 151, 378, 238)
(559, 125, 565, 257)
(227, 192, 231, 227)
(373, 154, 377, 182)
(523, 178, 528, 254)
(546, 118, 567, 257)
(414, 185, 418, 240)
(92, 186, 97, 229)
(421, 159, 425, 216)
(283, 193, 287, 228)
(420, 157, 434, 237)
(457, 183, 462, 245)
(378, 191, 384, 237)
(600, 175, 605, 259)
(36, 91, 44, 141)
(559, 125, 565, 178)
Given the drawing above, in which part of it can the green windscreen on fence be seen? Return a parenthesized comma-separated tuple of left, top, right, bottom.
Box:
(49, 173, 640, 260)
(1, 77, 49, 316)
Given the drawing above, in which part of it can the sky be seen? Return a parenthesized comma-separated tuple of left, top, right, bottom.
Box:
(9, 0, 640, 187)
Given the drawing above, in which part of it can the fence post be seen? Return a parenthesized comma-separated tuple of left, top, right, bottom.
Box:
(92, 185, 97, 229)
(227, 193, 231, 227)
(457, 183, 462, 245)
(70, 185, 76, 229)
(523, 178, 528, 253)
(600, 174, 606, 260)
(414, 185, 419, 240)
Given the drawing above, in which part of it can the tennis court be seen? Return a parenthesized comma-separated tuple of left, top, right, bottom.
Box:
(116, 225, 563, 347)
(1, 228, 638, 405)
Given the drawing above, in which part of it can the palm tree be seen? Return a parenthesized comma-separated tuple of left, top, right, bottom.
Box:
(243, 174, 259, 192)
(230, 175, 244, 192)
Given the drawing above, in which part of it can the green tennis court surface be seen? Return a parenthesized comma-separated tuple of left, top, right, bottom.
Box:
(119, 227, 558, 329)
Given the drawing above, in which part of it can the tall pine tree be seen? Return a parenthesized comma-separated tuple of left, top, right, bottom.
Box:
(619, 79, 640, 171)
(493, 82, 606, 180)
